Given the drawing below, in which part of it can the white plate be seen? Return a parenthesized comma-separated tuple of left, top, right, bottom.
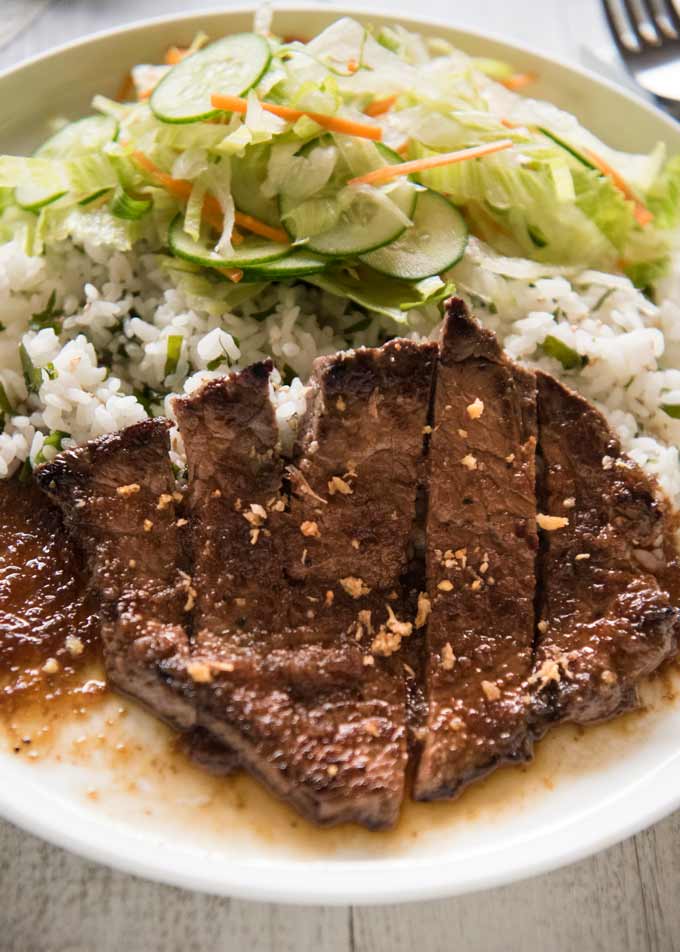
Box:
(2, 4, 680, 907)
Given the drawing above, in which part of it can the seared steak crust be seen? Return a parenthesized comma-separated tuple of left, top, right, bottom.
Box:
(169, 342, 436, 829)
(531, 372, 679, 727)
(35, 419, 195, 730)
(414, 301, 538, 801)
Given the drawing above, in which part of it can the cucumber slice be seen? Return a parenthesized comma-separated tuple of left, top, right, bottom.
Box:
(151, 34, 271, 124)
(279, 138, 417, 258)
(168, 213, 291, 268)
(16, 115, 118, 212)
(241, 250, 327, 280)
(360, 189, 468, 279)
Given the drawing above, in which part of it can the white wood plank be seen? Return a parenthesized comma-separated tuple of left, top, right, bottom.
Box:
(352, 838, 653, 952)
(0, 820, 350, 952)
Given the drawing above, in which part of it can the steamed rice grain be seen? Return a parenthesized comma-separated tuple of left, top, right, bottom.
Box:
(1, 232, 680, 508)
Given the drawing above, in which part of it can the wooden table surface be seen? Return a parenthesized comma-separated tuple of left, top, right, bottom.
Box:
(1, 3, 679, 950)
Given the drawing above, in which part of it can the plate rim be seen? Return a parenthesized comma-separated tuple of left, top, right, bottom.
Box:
(1, 2, 680, 906)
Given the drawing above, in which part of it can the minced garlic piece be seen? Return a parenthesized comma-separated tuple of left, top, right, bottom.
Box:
(328, 475, 353, 495)
(415, 591, 431, 629)
(458, 429, 468, 439)
(336, 396, 346, 412)
(143, 519, 153, 532)
(371, 628, 402, 657)
(449, 717, 465, 732)
(176, 518, 188, 528)
(187, 661, 212, 684)
(340, 576, 371, 598)
(117, 483, 140, 496)
(601, 669, 617, 685)
(184, 586, 197, 612)
(563, 497, 576, 509)
(357, 609, 373, 635)
(461, 454, 477, 470)
(325, 590, 334, 607)
(575, 553, 590, 561)
(42, 658, 60, 674)
(363, 655, 375, 666)
(364, 719, 380, 737)
(300, 520, 320, 537)
(437, 580, 454, 592)
(537, 620, 549, 634)
(371, 605, 413, 657)
(244, 504, 267, 527)
(529, 659, 561, 689)
(537, 513, 569, 531)
(157, 493, 173, 510)
(466, 398, 484, 419)
(385, 604, 412, 639)
(470, 579, 482, 592)
(505, 453, 515, 464)
(441, 642, 455, 670)
(481, 680, 501, 701)
(65, 635, 84, 657)
(327, 764, 339, 777)
(211, 660, 235, 673)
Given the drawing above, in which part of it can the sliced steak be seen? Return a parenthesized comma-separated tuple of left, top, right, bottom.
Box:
(414, 300, 538, 801)
(531, 372, 679, 727)
(171, 342, 436, 829)
(286, 339, 438, 590)
(35, 419, 196, 731)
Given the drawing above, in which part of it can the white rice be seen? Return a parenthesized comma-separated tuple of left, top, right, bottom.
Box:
(1, 232, 680, 508)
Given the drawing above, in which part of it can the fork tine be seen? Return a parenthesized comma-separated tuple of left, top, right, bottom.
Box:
(601, 0, 640, 53)
(647, 0, 680, 37)
(620, 0, 662, 46)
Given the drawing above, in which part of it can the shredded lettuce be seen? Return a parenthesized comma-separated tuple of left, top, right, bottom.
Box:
(646, 155, 680, 230)
(0, 13, 678, 301)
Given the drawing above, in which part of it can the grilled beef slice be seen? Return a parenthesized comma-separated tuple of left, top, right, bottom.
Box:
(531, 372, 679, 726)
(35, 420, 196, 730)
(414, 300, 538, 801)
(170, 342, 436, 828)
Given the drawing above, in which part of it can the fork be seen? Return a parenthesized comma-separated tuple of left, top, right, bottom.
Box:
(602, 0, 680, 116)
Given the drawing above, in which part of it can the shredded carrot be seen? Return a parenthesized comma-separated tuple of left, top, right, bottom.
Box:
(347, 59, 359, 74)
(364, 95, 397, 118)
(210, 93, 383, 141)
(501, 118, 519, 129)
(500, 72, 537, 92)
(131, 152, 289, 244)
(138, 88, 154, 101)
(216, 267, 244, 283)
(116, 72, 135, 103)
(165, 45, 190, 66)
(395, 141, 410, 157)
(582, 148, 654, 227)
(348, 139, 514, 187)
(234, 211, 289, 245)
